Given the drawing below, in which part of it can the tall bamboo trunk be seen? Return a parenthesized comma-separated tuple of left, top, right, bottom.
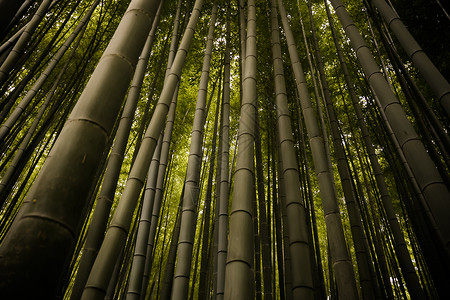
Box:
(0, 0, 161, 297)
(276, 0, 359, 297)
(224, 0, 257, 298)
(215, 4, 231, 300)
(69, 5, 163, 298)
(306, 0, 378, 297)
(171, 4, 217, 299)
(269, 0, 314, 297)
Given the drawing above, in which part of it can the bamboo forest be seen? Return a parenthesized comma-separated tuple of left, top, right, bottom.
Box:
(0, 0, 449, 298)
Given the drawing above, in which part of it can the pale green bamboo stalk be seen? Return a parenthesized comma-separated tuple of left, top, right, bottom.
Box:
(224, 0, 257, 298)
(171, 4, 217, 298)
(330, 0, 450, 261)
(139, 1, 185, 294)
(0, 0, 161, 297)
(216, 5, 232, 300)
(276, 0, 359, 298)
(125, 134, 163, 300)
(141, 88, 178, 299)
(306, 0, 377, 297)
(81, 0, 203, 298)
(269, 0, 314, 297)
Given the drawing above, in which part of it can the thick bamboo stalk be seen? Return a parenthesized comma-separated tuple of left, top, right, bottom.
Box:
(70, 8, 162, 297)
(0, 0, 161, 297)
(81, 0, 204, 295)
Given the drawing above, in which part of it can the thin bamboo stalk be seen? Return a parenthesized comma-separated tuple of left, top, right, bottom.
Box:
(329, 0, 450, 262)
(369, 0, 450, 119)
(216, 4, 231, 299)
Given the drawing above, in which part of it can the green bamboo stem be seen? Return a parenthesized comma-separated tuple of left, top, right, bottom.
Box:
(171, 4, 217, 299)
(216, 5, 231, 300)
(0, 0, 161, 297)
(70, 7, 162, 297)
(277, 0, 359, 297)
(224, 0, 257, 297)
(269, 0, 314, 297)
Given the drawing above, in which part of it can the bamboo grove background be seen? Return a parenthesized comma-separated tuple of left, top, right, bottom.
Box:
(0, 0, 449, 299)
